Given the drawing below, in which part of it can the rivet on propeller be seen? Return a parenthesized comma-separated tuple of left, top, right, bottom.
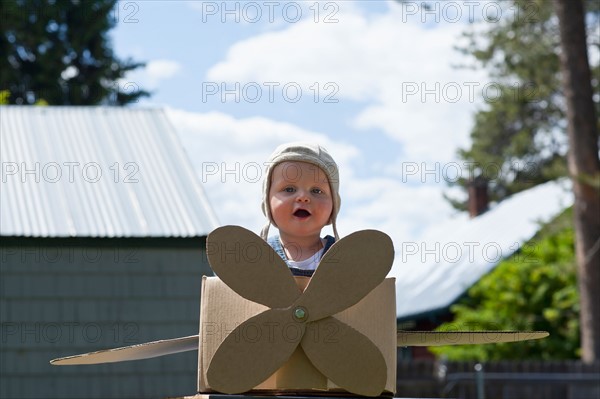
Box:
(293, 307, 307, 322)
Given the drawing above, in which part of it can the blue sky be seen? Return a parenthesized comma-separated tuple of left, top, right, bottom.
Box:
(110, 0, 499, 254)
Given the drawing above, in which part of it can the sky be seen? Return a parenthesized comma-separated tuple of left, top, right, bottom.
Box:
(109, 0, 509, 269)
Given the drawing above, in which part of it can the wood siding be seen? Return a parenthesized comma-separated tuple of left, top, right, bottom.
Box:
(1, 239, 210, 398)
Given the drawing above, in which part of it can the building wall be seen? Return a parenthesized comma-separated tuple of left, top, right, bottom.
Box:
(0, 238, 210, 399)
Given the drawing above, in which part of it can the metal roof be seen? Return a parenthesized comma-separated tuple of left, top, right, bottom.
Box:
(393, 179, 573, 320)
(0, 106, 219, 238)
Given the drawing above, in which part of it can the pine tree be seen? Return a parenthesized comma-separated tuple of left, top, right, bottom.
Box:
(553, 0, 600, 364)
(444, 0, 598, 210)
(1, 0, 149, 105)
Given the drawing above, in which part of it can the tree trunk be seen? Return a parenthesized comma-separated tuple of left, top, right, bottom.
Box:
(553, 0, 600, 363)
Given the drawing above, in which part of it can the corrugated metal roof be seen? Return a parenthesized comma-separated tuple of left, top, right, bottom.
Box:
(0, 106, 219, 238)
(393, 179, 573, 320)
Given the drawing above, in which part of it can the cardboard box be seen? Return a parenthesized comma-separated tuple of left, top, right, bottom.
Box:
(197, 276, 397, 395)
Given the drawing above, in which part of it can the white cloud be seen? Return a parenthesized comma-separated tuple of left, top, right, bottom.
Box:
(122, 59, 182, 90)
(146, 60, 182, 81)
(206, 2, 487, 164)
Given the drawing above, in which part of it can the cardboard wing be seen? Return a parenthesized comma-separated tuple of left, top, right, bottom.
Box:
(49, 336, 199, 365)
(397, 330, 549, 346)
(51, 225, 549, 397)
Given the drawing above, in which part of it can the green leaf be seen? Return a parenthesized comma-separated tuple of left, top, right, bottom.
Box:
(431, 208, 580, 360)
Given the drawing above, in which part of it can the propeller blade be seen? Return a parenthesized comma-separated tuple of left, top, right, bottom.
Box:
(50, 335, 199, 365)
(301, 317, 387, 397)
(298, 230, 394, 321)
(207, 226, 301, 308)
(397, 331, 550, 346)
(207, 308, 305, 393)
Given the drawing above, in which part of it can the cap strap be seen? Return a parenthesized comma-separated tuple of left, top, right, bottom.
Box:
(332, 222, 340, 241)
(260, 223, 271, 241)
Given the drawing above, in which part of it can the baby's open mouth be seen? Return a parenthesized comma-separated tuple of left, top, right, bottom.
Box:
(293, 209, 311, 218)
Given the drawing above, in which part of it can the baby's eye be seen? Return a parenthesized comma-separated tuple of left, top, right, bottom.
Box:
(284, 187, 295, 193)
(312, 188, 324, 194)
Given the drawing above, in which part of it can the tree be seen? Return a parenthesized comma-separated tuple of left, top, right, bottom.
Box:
(435, 0, 599, 362)
(553, 0, 600, 364)
(0, 0, 149, 105)
(431, 209, 580, 361)
(444, 0, 599, 210)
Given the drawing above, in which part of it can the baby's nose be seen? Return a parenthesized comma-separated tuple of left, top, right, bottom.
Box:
(295, 191, 310, 202)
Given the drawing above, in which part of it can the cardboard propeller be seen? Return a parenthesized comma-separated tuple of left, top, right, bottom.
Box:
(205, 226, 395, 396)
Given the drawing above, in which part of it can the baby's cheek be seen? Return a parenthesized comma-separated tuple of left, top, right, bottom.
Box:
(270, 196, 284, 207)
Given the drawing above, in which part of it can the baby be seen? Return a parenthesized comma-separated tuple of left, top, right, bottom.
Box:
(260, 142, 341, 277)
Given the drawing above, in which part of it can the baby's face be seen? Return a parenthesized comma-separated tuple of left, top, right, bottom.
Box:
(269, 161, 333, 239)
